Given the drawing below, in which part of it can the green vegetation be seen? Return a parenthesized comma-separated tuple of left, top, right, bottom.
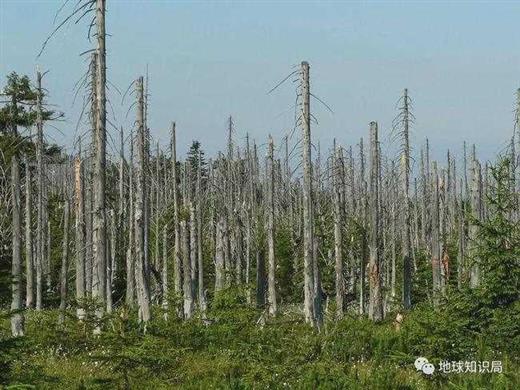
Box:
(1, 289, 518, 389)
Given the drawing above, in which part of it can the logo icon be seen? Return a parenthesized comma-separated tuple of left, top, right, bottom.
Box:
(414, 357, 435, 375)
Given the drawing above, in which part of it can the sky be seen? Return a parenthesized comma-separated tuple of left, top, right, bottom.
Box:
(1, 0, 519, 166)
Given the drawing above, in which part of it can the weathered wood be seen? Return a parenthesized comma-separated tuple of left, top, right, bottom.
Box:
(11, 155, 24, 336)
(266, 135, 277, 316)
(24, 154, 34, 308)
(368, 122, 383, 322)
(59, 200, 70, 324)
(301, 61, 316, 326)
(74, 152, 86, 319)
(135, 77, 151, 323)
(92, 0, 107, 318)
(333, 141, 344, 318)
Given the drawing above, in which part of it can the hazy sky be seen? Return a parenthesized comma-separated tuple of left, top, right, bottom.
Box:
(1, 0, 519, 165)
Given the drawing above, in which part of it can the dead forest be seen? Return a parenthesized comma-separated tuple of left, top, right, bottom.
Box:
(1, 1, 519, 388)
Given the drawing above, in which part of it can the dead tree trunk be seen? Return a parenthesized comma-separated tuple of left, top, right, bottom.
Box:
(106, 209, 115, 313)
(162, 223, 168, 318)
(182, 219, 194, 319)
(431, 162, 442, 304)
(333, 142, 344, 318)
(469, 146, 481, 288)
(92, 0, 107, 317)
(35, 71, 44, 311)
(59, 200, 70, 324)
(301, 61, 316, 325)
(400, 89, 412, 310)
(74, 151, 86, 319)
(24, 154, 34, 308)
(11, 155, 24, 336)
(266, 135, 277, 316)
(368, 122, 383, 322)
(135, 77, 151, 324)
(171, 122, 182, 302)
(215, 217, 225, 293)
(196, 150, 206, 314)
(359, 138, 367, 315)
(126, 131, 135, 306)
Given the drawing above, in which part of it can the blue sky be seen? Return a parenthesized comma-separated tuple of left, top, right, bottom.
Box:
(1, 0, 519, 165)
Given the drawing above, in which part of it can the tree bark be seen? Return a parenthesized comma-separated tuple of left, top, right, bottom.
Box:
(368, 122, 383, 322)
(267, 135, 277, 316)
(301, 61, 316, 325)
(11, 155, 24, 336)
(74, 152, 86, 319)
(24, 154, 34, 308)
(59, 200, 70, 324)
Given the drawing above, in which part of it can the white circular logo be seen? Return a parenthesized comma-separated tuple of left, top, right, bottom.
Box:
(414, 357, 435, 375)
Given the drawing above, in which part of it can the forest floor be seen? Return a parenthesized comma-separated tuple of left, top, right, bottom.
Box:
(1, 291, 519, 389)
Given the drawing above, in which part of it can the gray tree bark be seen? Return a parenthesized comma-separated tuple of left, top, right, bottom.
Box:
(59, 200, 70, 324)
(24, 154, 34, 308)
(11, 155, 24, 336)
(368, 122, 383, 322)
(267, 135, 277, 316)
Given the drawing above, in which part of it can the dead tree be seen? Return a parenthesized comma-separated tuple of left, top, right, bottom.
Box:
(135, 77, 151, 323)
(126, 130, 135, 306)
(333, 142, 344, 318)
(92, 0, 107, 318)
(24, 154, 34, 308)
(171, 122, 182, 302)
(35, 71, 44, 310)
(74, 149, 86, 319)
(368, 122, 383, 322)
(182, 219, 194, 319)
(469, 146, 482, 288)
(266, 135, 277, 316)
(301, 61, 317, 326)
(431, 162, 442, 304)
(397, 89, 413, 309)
(11, 155, 24, 336)
(196, 150, 207, 314)
(59, 200, 70, 324)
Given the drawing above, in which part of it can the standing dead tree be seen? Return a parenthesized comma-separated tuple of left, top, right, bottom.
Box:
(368, 122, 383, 322)
(11, 155, 24, 336)
(135, 77, 151, 324)
(266, 135, 277, 316)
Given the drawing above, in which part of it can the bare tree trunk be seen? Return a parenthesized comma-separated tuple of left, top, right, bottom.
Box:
(24, 154, 34, 308)
(189, 203, 197, 305)
(35, 71, 44, 311)
(267, 135, 277, 316)
(126, 131, 135, 306)
(333, 142, 344, 318)
(11, 155, 24, 336)
(196, 150, 206, 314)
(431, 162, 442, 305)
(215, 217, 225, 293)
(457, 178, 465, 289)
(359, 138, 367, 315)
(400, 89, 412, 310)
(162, 224, 169, 318)
(171, 123, 182, 303)
(301, 61, 316, 325)
(368, 122, 383, 322)
(59, 200, 70, 324)
(74, 152, 86, 319)
(106, 209, 115, 313)
(469, 146, 481, 288)
(135, 77, 151, 324)
(92, 0, 107, 322)
(182, 220, 194, 319)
